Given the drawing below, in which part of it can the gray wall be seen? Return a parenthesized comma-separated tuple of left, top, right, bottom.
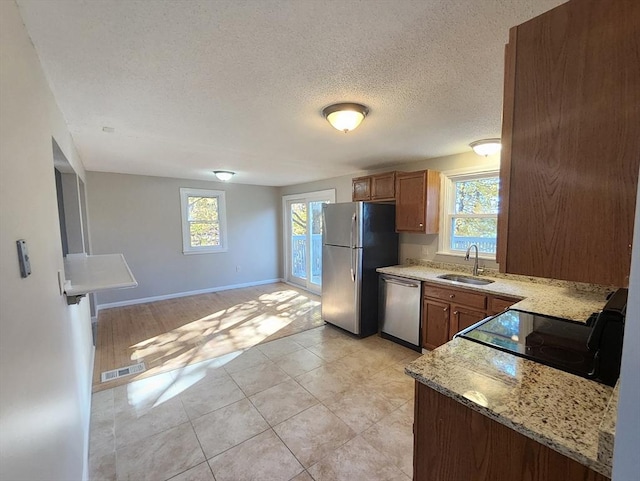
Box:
(612, 175, 640, 480)
(280, 150, 501, 269)
(61, 173, 85, 254)
(87, 172, 281, 306)
(0, 2, 94, 479)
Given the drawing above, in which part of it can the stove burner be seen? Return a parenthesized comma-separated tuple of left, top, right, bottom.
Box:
(538, 346, 586, 365)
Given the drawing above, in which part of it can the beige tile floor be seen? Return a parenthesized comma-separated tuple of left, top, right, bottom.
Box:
(89, 324, 421, 481)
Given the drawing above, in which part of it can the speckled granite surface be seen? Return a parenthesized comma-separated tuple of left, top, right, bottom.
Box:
(598, 382, 619, 467)
(405, 338, 614, 477)
(378, 263, 612, 321)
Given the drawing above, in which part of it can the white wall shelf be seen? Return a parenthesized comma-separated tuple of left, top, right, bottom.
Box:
(63, 254, 137, 304)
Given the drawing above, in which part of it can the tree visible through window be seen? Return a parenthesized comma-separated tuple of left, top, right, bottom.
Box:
(180, 188, 227, 253)
(442, 172, 499, 256)
(188, 196, 220, 247)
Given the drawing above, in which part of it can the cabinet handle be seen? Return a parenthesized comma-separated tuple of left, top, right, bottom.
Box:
(443, 307, 448, 312)
(453, 311, 459, 316)
(419, 223, 424, 227)
(449, 294, 455, 299)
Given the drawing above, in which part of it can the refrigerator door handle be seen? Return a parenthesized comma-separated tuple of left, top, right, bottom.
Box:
(350, 212, 356, 282)
(350, 213, 356, 248)
(350, 248, 356, 282)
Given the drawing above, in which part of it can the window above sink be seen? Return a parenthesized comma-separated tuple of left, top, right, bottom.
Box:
(438, 166, 500, 260)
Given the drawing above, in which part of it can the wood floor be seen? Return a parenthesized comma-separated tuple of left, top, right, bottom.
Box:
(93, 282, 323, 392)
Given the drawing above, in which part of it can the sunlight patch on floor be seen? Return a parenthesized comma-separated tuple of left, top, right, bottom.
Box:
(121, 289, 322, 408)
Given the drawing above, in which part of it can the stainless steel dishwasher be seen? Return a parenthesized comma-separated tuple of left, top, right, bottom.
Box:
(379, 274, 421, 351)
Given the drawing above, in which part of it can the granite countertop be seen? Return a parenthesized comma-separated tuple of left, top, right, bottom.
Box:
(405, 338, 615, 477)
(377, 263, 611, 321)
(384, 262, 618, 476)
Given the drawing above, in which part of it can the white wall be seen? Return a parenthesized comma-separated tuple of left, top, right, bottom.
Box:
(0, 2, 94, 480)
(280, 150, 501, 268)
(87, 172, 281, 306)
(612, 172, 640, 480)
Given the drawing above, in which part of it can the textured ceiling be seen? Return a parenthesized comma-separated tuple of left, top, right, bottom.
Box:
(17, 0, 565, 186)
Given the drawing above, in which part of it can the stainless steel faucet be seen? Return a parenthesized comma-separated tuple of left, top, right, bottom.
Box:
(465, 244, 483, 276)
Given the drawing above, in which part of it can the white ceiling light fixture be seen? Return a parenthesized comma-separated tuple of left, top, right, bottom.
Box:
(470, 138, 502, 156)
(213, 170, 235, 181)
(322, 103, 369, 133)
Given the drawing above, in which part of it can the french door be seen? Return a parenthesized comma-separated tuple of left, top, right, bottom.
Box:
(283, 189, 335, 294)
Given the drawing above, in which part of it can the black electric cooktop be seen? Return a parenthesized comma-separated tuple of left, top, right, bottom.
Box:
(458, 309, 598, 380)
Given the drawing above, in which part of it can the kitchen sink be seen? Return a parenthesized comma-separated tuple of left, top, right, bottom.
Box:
(437, 273, 495, 285)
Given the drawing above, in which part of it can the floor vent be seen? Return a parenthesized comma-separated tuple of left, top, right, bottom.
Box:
(101, 362, 146, 382)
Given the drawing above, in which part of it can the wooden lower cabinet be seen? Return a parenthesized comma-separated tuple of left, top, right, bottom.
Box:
(488, 294, 520, 315)
(422, 298, 450, 350)
(422, 282, 520, 350)
(413, 382, 610, 481)
(449, 305, 486, 339)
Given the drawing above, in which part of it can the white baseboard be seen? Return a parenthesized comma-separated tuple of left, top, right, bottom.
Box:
(96, 278, 284, 311)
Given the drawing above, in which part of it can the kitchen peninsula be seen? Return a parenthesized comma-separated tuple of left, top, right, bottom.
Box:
(379, 263, 618, 480)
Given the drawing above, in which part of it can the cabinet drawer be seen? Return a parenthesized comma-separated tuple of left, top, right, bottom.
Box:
(489, 296, 519, 314)
(424, 284, 486, 311)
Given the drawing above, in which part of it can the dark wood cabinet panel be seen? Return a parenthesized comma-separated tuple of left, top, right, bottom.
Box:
(422, 282, 491, 350)
(422, 297, 450, 351)
(395, 170, 440, 233)
(351, 171, 397, 202)
(424, 284, 486, 311)
(370, 172, 396, 201)
(499, 0, 640, 286)
(488, 295, 520, 315)
(352, 176, 371, 201)
(414, 382, 610, 481)
(449, 305, 486, 339)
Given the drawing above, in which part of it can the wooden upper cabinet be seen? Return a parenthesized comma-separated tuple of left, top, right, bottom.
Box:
(351, 172, 396, 202)
(395, 170, 440, 233)
(499, 0, 640, 287)
(370, 172, 396, 201)
(352, 176, 371, 202)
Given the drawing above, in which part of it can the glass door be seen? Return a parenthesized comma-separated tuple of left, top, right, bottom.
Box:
(289, 201, 308, 286)
(283, 190, 335, 294)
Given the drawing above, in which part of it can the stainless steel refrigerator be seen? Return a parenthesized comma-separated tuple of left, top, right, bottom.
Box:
(321, 202, 398, 336)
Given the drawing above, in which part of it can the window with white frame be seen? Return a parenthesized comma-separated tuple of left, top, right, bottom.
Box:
(439, 169, 500, 257)
(180, 188, 228, 254)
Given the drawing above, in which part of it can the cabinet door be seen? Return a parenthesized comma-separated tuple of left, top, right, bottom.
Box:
(449, 305, 487, 339)
(499, 0, 640, 286)
(414, 382, 611, 481)
(488, 295, 519, 315)
(422, 297, 450, 350)
(371, 172, 396, 201)
(352, 177, 371, 201)
(396, 170, 440, 233)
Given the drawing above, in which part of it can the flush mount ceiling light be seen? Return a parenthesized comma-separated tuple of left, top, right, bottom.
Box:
(213, 171, 235, 181)
(470, 139, 502, 156)
(322, 103, 369, 133)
